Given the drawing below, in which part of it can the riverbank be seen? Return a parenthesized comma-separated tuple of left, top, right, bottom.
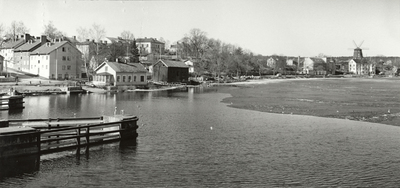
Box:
(218, 77, 400, 127)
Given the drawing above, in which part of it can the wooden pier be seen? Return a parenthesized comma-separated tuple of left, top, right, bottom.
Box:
(0, 115, 138, 159)
(0, 95, 24, 110)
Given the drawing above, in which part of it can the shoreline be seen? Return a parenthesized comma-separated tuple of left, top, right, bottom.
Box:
(216, 77, 400, 127)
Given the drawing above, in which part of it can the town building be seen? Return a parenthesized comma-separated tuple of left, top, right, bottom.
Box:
(0, 34, 31, 70)
(29, 40, 82, 79)
(93, 61, 148, 86)
(152, 60, 189, 83)
(136, 38, 165, 61)
(184, 60, 194, 74)
(13, 35, 48, 72)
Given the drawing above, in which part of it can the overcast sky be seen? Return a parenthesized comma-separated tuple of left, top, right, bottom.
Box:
(1, 0, 399, 57)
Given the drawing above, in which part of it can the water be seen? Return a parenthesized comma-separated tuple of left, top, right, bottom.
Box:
(1, 87, 400, 187)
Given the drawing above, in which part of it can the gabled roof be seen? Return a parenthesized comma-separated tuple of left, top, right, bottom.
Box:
(64, 37, 79, 44)
(30, 41, 80, 55)
(14, 40, 45, 52)
(157, 60, 189, 68)
(309, 57, 326, 64)
(1, 39, 26, 49)
(136, 38, 164, 44)
(95, 61, 148, 73)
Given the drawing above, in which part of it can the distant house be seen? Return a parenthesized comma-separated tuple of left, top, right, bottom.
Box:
(184, 60, 194, 73)
(13, 35, 48, 72)
(302, 57, 329, 75)
(349, 59, 370, 75)
(136, 37, 165, 60)
(93, 61, 148, 86)
(267, 56, 286, 72)
(30, 40, 82, 79)
(0, 34, 31, 69)
(152, 60, 189, 83)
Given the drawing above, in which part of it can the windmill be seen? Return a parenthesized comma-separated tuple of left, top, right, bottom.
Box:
(349, 40, 369, 59)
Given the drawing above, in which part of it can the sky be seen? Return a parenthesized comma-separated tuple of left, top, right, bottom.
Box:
(1, 0, 399, 57)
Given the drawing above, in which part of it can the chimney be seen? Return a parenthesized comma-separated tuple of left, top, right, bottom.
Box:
(86, 39, 90, 42)
(24, 34, 31, 42)
(41, 35, 47, 45)
(36, 36, 40, 40)
(73, 36, 76, 40)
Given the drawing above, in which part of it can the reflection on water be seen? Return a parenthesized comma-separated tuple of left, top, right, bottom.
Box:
(1, 87, 400, 187)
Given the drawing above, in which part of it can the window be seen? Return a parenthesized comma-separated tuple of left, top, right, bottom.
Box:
(62, 56, 66, 61)
(62, 65, 66, 70)
(52, 74, 54, 79)
(122, 76, 126, 82)
(58, 74, 62, 79)
(67, 56, 70, 61)
(117, 76, 120, 82)
(46, 56, 48, 60)
(134, 76, 136, 82)
(38, 60, 40, 64)
(140, 76, 144, 82)
(128, 76, 131, 82)
(67, 65, 71, 70)
(62, 47, 65, 52)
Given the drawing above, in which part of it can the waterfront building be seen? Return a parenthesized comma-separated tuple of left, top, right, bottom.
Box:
(29, 40, 82, 79)
(0, 34, 31, 70)
(13, 36, 48, 72)
(152, 59, 189, 83)
(93, 61, 148, 86)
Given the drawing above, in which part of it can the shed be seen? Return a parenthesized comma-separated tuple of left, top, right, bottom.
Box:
(152, 60, 189, 83)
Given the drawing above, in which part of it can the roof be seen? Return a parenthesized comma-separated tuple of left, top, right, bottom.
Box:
(309, 57, 326, 64)
(30, 41, 79, 55)
(14, 40, 43, 52)
(96, 61, 148, 73)
(136, 38, 164, 44)
(157, 60, 189, 68)
(64, 37, 79, 44)
(1, 39, 25, 49)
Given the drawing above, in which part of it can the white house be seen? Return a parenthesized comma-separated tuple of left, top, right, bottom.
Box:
(29, 40, 82, 79)
(93, 61, 148, 86)
(184, 60, 194, 73)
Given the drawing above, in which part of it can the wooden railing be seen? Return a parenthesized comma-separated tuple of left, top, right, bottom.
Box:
(0, 115, 138, 158)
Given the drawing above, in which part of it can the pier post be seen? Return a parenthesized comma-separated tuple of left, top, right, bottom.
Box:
(0, 119, 9, 128)
(119, 116, 139, 140)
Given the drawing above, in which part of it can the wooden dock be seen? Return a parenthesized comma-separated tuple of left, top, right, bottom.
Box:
(0, 95, 24, 110)
(0, 115, 138, 158)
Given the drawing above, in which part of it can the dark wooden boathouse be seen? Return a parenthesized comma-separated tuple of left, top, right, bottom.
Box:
(152, 60, 189, 83)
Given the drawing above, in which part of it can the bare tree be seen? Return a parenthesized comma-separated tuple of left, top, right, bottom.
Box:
(76, 27, 90, 42)
(89, 23, 106, 43)
(120, 30, 134, 40)
(182, 28, 208, 59)
(0, 24, 5, 45)
(43, 21, 65, 39)
(6, 21, 30, 41)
